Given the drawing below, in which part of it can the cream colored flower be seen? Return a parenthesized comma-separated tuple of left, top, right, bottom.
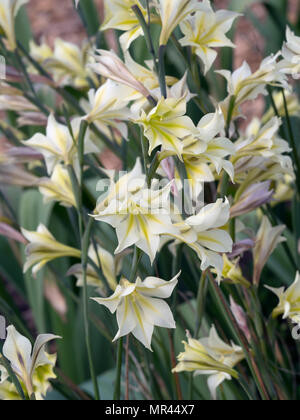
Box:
(279, 27, 300, 79)
(167, 198, 233, 278)
(217, 55, 288, 120)
(253, 216, 286, 286)
(173, 327, 244, 400)
(38, 164, 76, 208)
(157, 0, 203, 46)
(0, 325, 60, 400)
(67, 243, 119, 291)
(23, 114, 98, 175)
(45, 39, 96, 88)
(135, 96, 198, 158)
(22, 224, 81, 275)
(214, 254, 250, 287)
(101, 0, 147, 50)
(94, 159, 177, 263)
(266, 272, 300, 324)
(0, 0, 28, 50)
(179, 0, 239, 74)
(262, 89, 300, 124)
(93, 273, 179, 350)
(179, 108, 235, 197)
(83, 80, 134, 138)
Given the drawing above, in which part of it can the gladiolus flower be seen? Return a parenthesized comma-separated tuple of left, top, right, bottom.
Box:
(0, 325, 60, 400)
(22, 224, 81, 275)
(135, 96, 198, 158)
(93, 273, 179, 350)
(93, 159, 177, 263)
(67, 244, 119, 291)
(0, 0, 28, 50)
(23, 114, 98, 175)
(253, 216, 286, 286)
(266, 272, 300, 324)
(179, 0, 239, 74)
(167, 198, 233, 278)
(38, 164, 76, 208)
(279, 27, 300, 79)
(157, 0, 203, 46)
(173, 327, 244, 400)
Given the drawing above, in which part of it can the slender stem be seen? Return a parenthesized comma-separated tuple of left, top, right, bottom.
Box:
(82, 218, 101, 400)
(140, 127, 150, 187)
(125, 335, 130, 400)
(114, 337, 124, 400)
(158, 45, 167, 98)
(207, 271, 269, 400)
(195, 271, 208, 338)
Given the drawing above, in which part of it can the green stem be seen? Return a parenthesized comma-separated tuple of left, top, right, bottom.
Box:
(82, 218, 101, 400)
(207, 272, 269, 400)
(158, 45, 167, 98)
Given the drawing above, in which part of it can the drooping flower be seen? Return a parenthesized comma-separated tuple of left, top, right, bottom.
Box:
(178, 108, 235, 197)
(157, 0, 203, 46)
(166, 198, 233, 278)
(23, 114, 98, 175)
(93, 273, 179, 350)
(179, 0, 239, 74)
(93, 159, 177, 263)
(266, 272, 300, 324)
(253, 216, 286, 286)
(217, 55, 288, 120)
(22, 224, 81, 275)
(101, 0, 148, 50)
(0, 325, 60, 400)
(38, 164, 76, 208)
(279, 27, 300, 79)
(135, 96, 198, 158)
(173, 327, 244, 400)
(0, 0, 28, 50)
(67, 243, 119, 291)
(83, 80, 134, 138)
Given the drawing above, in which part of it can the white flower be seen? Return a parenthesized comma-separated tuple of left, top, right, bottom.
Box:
(179, 0, 239, 74)
(217, 55, 288, 120)
(101, 0, 147, 50)
(157, 0, 203, 46)
(167, 198, 233, 278)
(0, 325, 60, 400)
(23, 114, 98, 175)
(0, 0, 28, 50)
(93, 273, 179, 350)
(266, 272, 300, 324)
(173, 326, 244, 400)
(83, 80, 134, 138)
(93, 159, 177, 263)
(279, 27, 300, 79)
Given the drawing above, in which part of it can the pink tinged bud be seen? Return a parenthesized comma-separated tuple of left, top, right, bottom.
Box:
(6, 147, 44, 162)
(230, 297, 251, 342)
(161, 157, 178, 196)
(227, 239, 255, 259)
(230, 181, 274, 218)
(0, 223, 27, 244)
(90, 50, 152, 99)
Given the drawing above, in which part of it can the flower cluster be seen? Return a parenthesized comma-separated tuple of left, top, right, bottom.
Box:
(0, 0, 299, 402)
